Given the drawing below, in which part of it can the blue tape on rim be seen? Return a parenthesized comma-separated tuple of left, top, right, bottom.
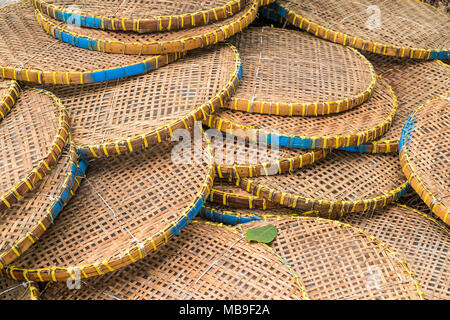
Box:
(237, 57, 243, 81)
(338, 144, 369, 153)
(77, 147, 91, 160)
(51, 157, 88, 218)
(429, 51, 449, 60)
(45, 26, 158, 83)
(59, 11, 100, 29)
(123, 62, 147, 78)
(201, 207, 261, 225)
(49, 25, 99, 52)
(77, 36, 94, 50)
(88, 65, 132, 83)
(171, 197, 204, 237)
(84, 16, 102, 29)
(399, 111, 416, 152)
(88, 70, 108, 83)
(290, 137, 313, 149)
(396, 184, 410, 200)
(56, 10, 64, 21)
(263, 133, 315, 149)
(104, 67, 126, 81)
(437, 51, 449, 60)
(258, 6, 282, 22)
(268, 1, 288, 18)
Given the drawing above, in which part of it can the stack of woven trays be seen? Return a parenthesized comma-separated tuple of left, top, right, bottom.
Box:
(201, 0, 449, 300)
(0, 0, 449, 301)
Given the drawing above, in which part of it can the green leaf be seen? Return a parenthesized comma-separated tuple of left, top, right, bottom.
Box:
(245, 225, 278, 244)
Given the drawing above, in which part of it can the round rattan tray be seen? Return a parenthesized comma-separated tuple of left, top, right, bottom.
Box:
(0, 87, 70, 214)
(36, 220, 307, 300)
(236, 151, 410, 217)
(205, 76, 397, 149)
(209, 131, 328, 179)
(239, 217, 423, 299)
(341, 204, 449, 300)
(36, 0, 259, 55)
(270, 0, 449, 60)
(1, 130, 214, 282)
(0, 142, 87, 268)
(32, 0, 246, 33)
(46, 43, 240, 159)
(0, 1, 181, 85)
(341, 56, 450, 153)
(0, 80, 20, 121)
(400, 95, 450, 226)
(0, 279, 39, 300)
(224, 27, 377, 116)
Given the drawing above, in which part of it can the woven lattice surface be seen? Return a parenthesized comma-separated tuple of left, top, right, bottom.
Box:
(275, 0, 449, 59)
(205, 77, 397, 149)
(36, 0, 259, 54)
(0, 144, 86, 268)
(0, 279, 39, 300)
(400, 96, 450, 226)
(0, 79, 20, 120)
(0, 87, 69, 214)
(46, 43, 240, 158)
(341, 204, 449, 300)
(242, 217, 423, 300)
(225, 27, 376, 116)
(33, 0, 245, 33)
(209, 131, 328, 179)
(39, 221, 305, 300)
(2, 135, 214, 282)
(0, 1, 179, 84)
(238, 151, 408, 217)
(346, 56, 450, 153)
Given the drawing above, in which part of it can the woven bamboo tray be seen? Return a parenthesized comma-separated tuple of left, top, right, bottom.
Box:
(269, 0, 450, 60)
(0, 1, 181, 85)
(236, 151, 410, 217)
(1, 131, 214, 282)
(32, 0, 247, 33)
(341, 204, 449, 300)
(0, 279, 39, 300)
(239, 216, 423, 299)
(0, 87, 69, 214)
(0, 142, 87, 268)
(400, 95, 450, 226)
(224, 27, 377, 116)
(36, 220, 307, 300)
(341, 56, 450, 153)
(0, 80, 21, 121)
(36, 0, 259, 55)
(45, 43, 240, 159)
(209, 179, 278, 209)
(205, 76, 397, 149)
(210, 131, 328, 179)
